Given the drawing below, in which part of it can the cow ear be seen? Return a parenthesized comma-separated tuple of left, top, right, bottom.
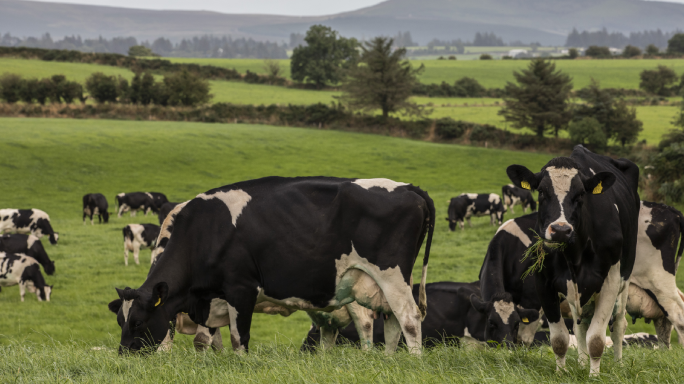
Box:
(583, 171, 616, 195)
(151, 282, 169, 307)
(115, 287, 125, 300)
(517, 308, 540, 323)
(470, 294, 488, 313)
(506, 165, 539, 191)
(109, 298, 123, 314)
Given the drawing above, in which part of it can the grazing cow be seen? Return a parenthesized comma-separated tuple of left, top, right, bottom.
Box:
(0, 209, 59, 245)
(506, 145, 640, 375)
(501, 184, 536, 214)
(157, 202, 180, 226)
(123, 224, 161, 266)
(115, 193, 156, 218)
(108, 177, 435, 355)
(148, 192, 169, 211)
(0, 234, 55, 275)
(302, 281, 539, 351)
(0, 252, 52, 301)
(446, 193, 505, 231)
(83, 193, 109, 225)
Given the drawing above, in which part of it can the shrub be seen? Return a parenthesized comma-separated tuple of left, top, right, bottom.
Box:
(34, 78, 54, 105)
(667, 33, 684, 55)
(646, 44, 660, 56)
(162, 70, 211, 106)
(454, 77, 485, 97)
(435, 118, 466, 139)
(85, 72, 119, 103)
(568, 117, 606, 150)
(622, 45, 642, 58)
(448, 55, 456, 60)
(128, 45, 154, 57)
(129, 72, 156, 105)
(479, 54, 493, 60)
(60, 81, 83, 104)
(568, 48, 579, 59)
(585, 46, 612, 58)
(469, 124, 497, 141)
(639, 65, 678, 96)
(0, 73, 23, 103)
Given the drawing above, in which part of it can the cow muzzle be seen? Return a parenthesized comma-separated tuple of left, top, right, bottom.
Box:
(548, 222, 573, 242)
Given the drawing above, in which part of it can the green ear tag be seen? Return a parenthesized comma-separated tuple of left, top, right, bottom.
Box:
(521, 181, 531, 190)
(593, 181, 603, 195)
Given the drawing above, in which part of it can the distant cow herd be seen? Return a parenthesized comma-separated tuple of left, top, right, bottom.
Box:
(2, 145, 683, 376)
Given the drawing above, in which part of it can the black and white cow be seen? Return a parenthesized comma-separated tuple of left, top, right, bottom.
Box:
(0, 209, 59, 245)
(0, 252, 52, 301)
(115, 193, 157, 218)
(0, 234, 55, 275)
(446, 193, 505, 231)
(506, 145, 640, 375)
(83, 193, 109, 225)
(157, 202, 180, 226)
(501, 184, 536, 214)
(149, 192, 169, 211)
(123, 224, 161, 266)
(108, 177, 435, 355)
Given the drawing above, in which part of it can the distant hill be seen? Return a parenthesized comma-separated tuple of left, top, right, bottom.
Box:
(2, 0, 684, 46)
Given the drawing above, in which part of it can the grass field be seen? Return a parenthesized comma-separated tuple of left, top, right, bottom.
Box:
(0, 117, 683, 381)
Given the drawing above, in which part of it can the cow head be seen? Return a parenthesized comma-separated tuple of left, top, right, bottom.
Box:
(39, 285, 52, 301)
(507, 158, 615, 243)
(49, 233, 59, 245)
(102, 211, 110, 223)
(109, 282, 170, 354)
(470, 293, 539, 347)
(45, 260, 56, 275)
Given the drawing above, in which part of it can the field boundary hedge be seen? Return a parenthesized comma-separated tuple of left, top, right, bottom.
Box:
(0, 102, 573, 153)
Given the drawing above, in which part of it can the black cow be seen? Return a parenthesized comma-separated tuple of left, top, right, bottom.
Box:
(83, 193, 109, 225)
(115, 193, 156, 218)
(501, 184, 536, 214)
(0, 209, 59, 245)
(158, 202, 180, 226)
(123, 224, 161, 266)
(302, 281, 539, 351)
(506, 145, 640, 375)
(446, 193, 505, 231)
(108, 177, 435, 355)
(0, 234, 55, 275)
(0, 252, 52, 301)
(149, 192, 169, 211)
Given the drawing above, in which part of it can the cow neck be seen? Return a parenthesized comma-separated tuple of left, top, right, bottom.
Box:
(558, 204, 591, 279)
(140, 250, 192, 318)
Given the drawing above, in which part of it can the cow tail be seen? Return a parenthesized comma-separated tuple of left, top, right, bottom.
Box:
(676, 208, 684, 272)
(412, 187, 434, 321)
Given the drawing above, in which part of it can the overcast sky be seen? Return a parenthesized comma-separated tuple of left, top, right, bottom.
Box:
(28, 0, 389, 15)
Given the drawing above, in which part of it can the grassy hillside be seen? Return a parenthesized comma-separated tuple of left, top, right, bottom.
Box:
(0, 57, 135, 82)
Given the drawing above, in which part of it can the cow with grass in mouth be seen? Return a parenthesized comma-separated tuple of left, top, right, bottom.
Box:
(506, 145, 639, 375)
(108, 177, 434, 355)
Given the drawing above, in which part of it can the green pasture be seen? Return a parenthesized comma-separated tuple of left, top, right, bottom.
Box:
(210, 80, 339, 105)
(0, 117, 682, 381)
(0, 57, 134, 83)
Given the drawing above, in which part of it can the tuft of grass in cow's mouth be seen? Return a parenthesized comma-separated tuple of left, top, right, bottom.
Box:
(520, 230, 567, 280)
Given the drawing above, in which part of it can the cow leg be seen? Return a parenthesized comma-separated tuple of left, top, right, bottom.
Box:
(194, 326, 223, 352)
(211, 328, 224, 351)
(574, 321, 589, 367)
(133, 243, 140, 265)
(656, 290, 684, 348)
(383, 313, 403, 354)
(378, 282, 422, 355)
(459, 220, 464, 230)
(224, 290, 257, 353)
(117, 205, 125, 218)
(19, 282, 26, 302)
(467, 217, 472, 228)
(490, 214, 495, 226)
(124, 244, 130, 266)
(610, 285, 630, 363)
(510, 206, 515, 214)
(131, 210, 137, 217)
(83, 212, 86, 225)
(536, 273, 568, 371)
(346, 302, 374, 351)
(319, 327, 339, 351)
(654, 317, 673, 348)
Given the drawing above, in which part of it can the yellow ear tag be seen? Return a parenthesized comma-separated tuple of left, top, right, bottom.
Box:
(522, 317, 529, 323)
(521, 181, 531, 190)
(155, 298, 162, 307)
(593, 181, 603, 195)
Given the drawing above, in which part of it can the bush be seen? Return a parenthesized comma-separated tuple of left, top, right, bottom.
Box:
(162, 70, 211, 106)
(646, 44, 660, 56)
(0, 73, 23, 103)
(469, 124, 497, 141)
(85, 72, 119, 103)
(622, 45, 642, 58)
(128, 45, 155, 57)
(448, 55, 456, 60)
(585, 46, 612, 58)
(479, 54, 493, 60)
(568, 117, 606, 151)
(568, 48, 579, 59)
(639, 65, 678, 96)
(435, 118, 466, 139)
(60, 81, 84, 104)
(667, 33, 684, 55)
(454, 77, 485, 98)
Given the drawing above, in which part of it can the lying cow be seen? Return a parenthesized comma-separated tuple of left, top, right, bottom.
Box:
(501, 184, 536, 214)
(0, 208, 59, 245)
(109, 177, 435, 355)
(158, 202, 180, 226)
(123, 224, 160, 266)
(446, 193, 505, 231)
(83, 193, 109, 225)
(0, 234, 55, 275)
(115, 193, 157, 218)
(0, 252, 52, 301)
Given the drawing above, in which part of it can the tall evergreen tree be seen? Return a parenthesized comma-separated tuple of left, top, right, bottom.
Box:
(498, 59, 573, 138)
(339, 37, 424, 119)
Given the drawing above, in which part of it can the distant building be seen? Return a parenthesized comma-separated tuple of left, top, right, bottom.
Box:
(508, 49, 528, 57)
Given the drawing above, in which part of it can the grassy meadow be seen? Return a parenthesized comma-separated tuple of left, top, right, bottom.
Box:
(0, 117, 683, 382)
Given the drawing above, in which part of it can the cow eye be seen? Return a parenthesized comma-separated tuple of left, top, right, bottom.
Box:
(489, 320, 498, 328)
(133, 320, 143, 329)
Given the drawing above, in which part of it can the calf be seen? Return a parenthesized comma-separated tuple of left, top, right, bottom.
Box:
(0, 209, 59, 245)
(115, 193, 156, 218)
(83, 193, 109, 225)
(123, 224, 160, 266)
(501, 184, 536, 214)
(158, 202, 180, 226)
(506, 146, 640, 375)
(0, 234, 55, 275)
(0, 252, 52, 301)
(108, 177, 434, 355)
(446, 193, 505, 231)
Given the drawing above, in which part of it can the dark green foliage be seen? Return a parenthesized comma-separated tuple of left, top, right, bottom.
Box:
(129, 73, 156, 105)
(60, 81, 84, 104)
(622, 45, 642, 58)
(33, 79, 53, 105)
(639, 65, 678, 96)
(85, 72, 119, 103)
(340, 37, 424, 119)
(435, 118, 466, 139)
(0, 73, 23, 103)
(469, 124, 498, 142)
(585, 46, 612, 58)
(290, 25, 358, 89)
(568, 48, 579, 59)
(646, 44, 660, 55)
(568, 117, 606, 150)
(117, 77, 130, 103)
(667, 33, 684, 55)
(650, 143, 684, 202)
(128, 45, 154, 57)
(479, 54, 493, 60)
(499, 59, 573, 138)
(454, 77, 486, 97)
(162, 70, 211, 106)
(19, 79, 38, 103)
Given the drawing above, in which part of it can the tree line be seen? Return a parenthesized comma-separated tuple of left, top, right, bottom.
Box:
(0, 32, 287, 59)
(566, 28, 682, 49)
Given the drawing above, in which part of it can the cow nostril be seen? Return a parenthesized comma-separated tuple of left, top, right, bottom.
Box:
(550, 224, 572, 235)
